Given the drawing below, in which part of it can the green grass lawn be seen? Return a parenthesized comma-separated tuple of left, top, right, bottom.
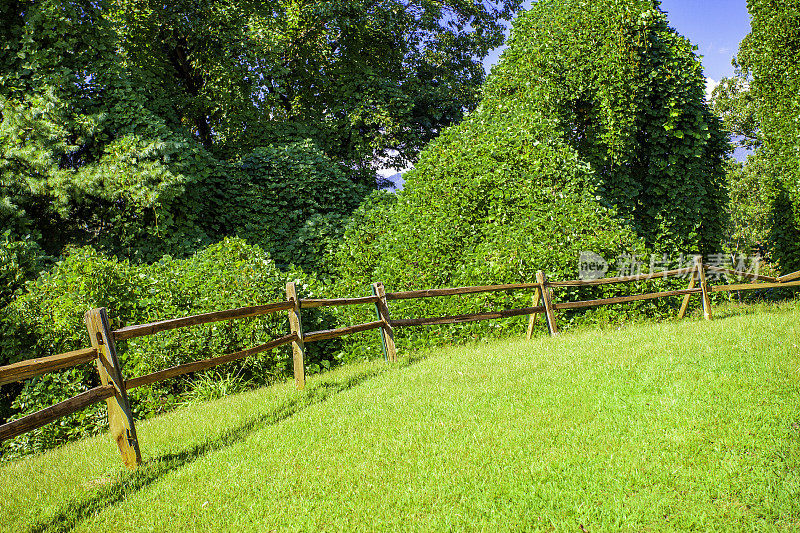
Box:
(2, 301, 799, 532)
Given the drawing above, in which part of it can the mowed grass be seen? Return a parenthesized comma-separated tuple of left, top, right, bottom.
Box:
(2, 302, 800, 532)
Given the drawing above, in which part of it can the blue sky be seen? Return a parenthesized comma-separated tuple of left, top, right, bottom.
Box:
(483, 0, 752, 95)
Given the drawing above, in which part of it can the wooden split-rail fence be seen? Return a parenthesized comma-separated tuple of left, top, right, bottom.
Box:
(1, 263, 799, 468)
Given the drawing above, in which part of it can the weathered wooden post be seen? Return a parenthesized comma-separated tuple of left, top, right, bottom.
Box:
(371, 282, 398, 362)
(285, 282, 306, 390)
(85, 307, 142, 469)
(525, 288, 542, 340)
(697, 261, 713, 320)
(536, 270, 558, 336)
(677, 269, 698, 319)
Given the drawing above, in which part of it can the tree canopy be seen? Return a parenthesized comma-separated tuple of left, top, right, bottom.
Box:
(709, 61, 760, 151)
(0, 0, 521, 265)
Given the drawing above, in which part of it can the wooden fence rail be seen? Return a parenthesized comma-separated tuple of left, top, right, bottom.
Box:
(552, 287, 703, 310)
(0, 385, 115, 442)
(1, 263, 798, 468)
(125, 334, 298, 390)
(391, 306, 546, 327)
(0, 348, 97, 387)
(712, 280, 800, 292)
(113, 301, 295, 341)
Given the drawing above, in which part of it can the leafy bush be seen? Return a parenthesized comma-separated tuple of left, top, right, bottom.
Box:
(332, 132, 690, 358)
(0, 238, 336, 459)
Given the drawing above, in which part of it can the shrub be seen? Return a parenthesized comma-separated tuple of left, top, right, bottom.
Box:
(0, 238, 336, 459)
(331, 133, 678, 358)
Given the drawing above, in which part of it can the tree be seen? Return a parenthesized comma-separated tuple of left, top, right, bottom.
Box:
(709, 61, 760, 151)
(736, 0, 800, 274)
(0, 0, 521, 265)
(480, 0, 729, 253)
(721, 155, 771, 255)
(2, 0, 522, 179)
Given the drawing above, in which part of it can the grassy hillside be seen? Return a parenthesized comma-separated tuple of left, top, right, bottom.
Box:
(2, 302, 799, 532)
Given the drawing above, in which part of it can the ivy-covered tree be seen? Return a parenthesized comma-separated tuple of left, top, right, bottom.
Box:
(334, 0, 728, 350)
(483, 0, 729, 252)
(736, 0, 800, 274)
(337, 0, 728, 286)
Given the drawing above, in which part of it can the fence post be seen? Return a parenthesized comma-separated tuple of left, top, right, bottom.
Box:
(525, 287, 542, 340)
(285, 282, 306, 390)
(536, 270, 559, 336)
(697, 261, 713, 320)
(677, 269, 697, 319)
(85, 307, 142, 469)
(371, 282, 398, 362)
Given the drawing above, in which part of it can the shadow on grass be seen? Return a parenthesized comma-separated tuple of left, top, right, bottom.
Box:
(709, 296, 799, 320)
(27, 355, 427, 533)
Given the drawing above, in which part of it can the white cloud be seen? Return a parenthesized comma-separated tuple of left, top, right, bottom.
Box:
(705, 77, 720, 100)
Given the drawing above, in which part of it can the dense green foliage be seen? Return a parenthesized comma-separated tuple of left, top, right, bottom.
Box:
(485, 0, 728, 252)
(721, 156, 771, 255)
(232, 141, 366, 271)
(10, 0, 800, 464)
(0, 0, 524, 459)
(709, 63, 760, 151)
(334, 134, 653, 354)
(2, 302, 799, 530)
(332, 0, 727, 355)
(709, 66, 764, 257)
(101, 0, 520, 173)
(732, 0, 800, 272)
(0, 231, 44, 308)
(0, 239, 338, 458)
(0, 0, 520, 268)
